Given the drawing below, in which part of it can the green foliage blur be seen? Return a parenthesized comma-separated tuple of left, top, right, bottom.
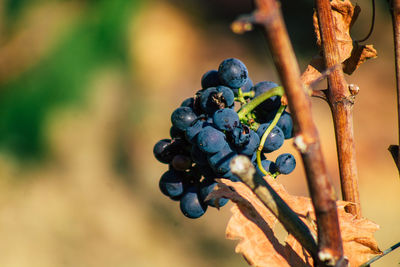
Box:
(0, 0, 141, 160)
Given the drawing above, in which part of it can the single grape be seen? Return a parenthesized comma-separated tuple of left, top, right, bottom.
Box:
(276, 111, 293, 139)
(199, 180, 229, 207)
(197, 126, 227, 154)
(200, 87, 218, 114)
(181, 97, 194, 108)
(170, 126, 185, 139)
(230, 124, 250, 148)
(200, 86, 235, 114)
(256, 123, 284, 153)
(216, 86, 235, 107)
(208, 144, 237, 174)
(153, 139, 172, 164)
(172, 155, 192, 171)
(171, 106, 197, 131)
(201, 70, 220, 89)
(275, 153, 296, 174)
(180, 186, 207, 219)
(255, 159, 278, 177)
(159, 169, 186, 198)
(218, 58, 248, 89)
(213, 108, 240, 132)
(238, 130, 260, 156)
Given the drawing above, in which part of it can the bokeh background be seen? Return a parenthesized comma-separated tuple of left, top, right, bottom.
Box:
(0, 0, 398, 266)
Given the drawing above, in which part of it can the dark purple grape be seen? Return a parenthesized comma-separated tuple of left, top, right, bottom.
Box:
(256, 123, 284, 153)
(185, 119, 208, 144)
(171, 155, 192, 171)
(200, 86, 234, 115)
(180, 186, 207, 219)
(159, 169, 186, 198)
(238, 130, 260, 156)
(197, 126, 227, 154)
(216, 86, 235, 107)
(213, 108, 240, 132)
(218, 58, 248, 89)
(181, 97, 194, 108)
(201, 70, 220, 89)
(170, 126, 185, 139)
(230, 124, 250, 148)
(171, 107, 197, 131)
(276, 111, 293, 139)
(153, 139, 172, 164)
(208, 144, 237, 174)
(275, 153, 296, 174)
(200, 87, 218, 114)
(255, 159, 278, 177)
(199, 180, 228, 207)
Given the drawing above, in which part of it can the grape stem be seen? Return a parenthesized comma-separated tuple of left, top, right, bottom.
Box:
(237, 86, 284, 123)
(256, 105, 286, 176)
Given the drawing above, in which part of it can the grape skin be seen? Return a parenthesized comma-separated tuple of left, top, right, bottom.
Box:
(154, 58, 297, 219)
(218, 58, 248, 89)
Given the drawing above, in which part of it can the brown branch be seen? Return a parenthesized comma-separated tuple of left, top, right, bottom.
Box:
(315, 0, 361, 219)
(249, 0, 346, 265)
(230, 155, 318, 258)
(390, 0, 400, 174)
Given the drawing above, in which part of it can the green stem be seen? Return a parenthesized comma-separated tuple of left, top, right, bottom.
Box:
(237, 86, 284, 121)
(256, 105, 286, 176)
(234, 88, 247, 104)
(242, 91, 255, 98)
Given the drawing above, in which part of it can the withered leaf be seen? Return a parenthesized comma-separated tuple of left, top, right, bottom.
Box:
(210, 177, 381, 267)
(303, 0, 377, 85)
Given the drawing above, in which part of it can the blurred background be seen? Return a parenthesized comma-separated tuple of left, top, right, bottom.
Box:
(0, 0, 398, 266)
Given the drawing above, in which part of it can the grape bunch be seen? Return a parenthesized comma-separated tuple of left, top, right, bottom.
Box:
(153, 58, 296, 219)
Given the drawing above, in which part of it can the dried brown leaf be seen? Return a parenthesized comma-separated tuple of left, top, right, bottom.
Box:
(303, 0, 377, 85)
(211, 178, 381, 267)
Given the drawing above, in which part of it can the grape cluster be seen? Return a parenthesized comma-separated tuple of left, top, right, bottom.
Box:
(153, 58, 296, 219)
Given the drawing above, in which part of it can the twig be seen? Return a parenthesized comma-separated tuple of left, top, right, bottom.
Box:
(315, 0, 362, 218)
(230, 155, 318, 258)
(359, 241, 400, 267)
(247, 0, 346, 265)
(390, 0, 400, 173)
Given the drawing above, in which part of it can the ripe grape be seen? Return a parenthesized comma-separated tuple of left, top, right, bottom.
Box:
(201, 70, 220, 89)
(218, 58, 248, 89)
(275, 153, 296, 174)
(199, 180, 229, 207)
(153, 139, 172, 164)
(154, 58, 296, 219)
(171, 106, 197, 131)
(213, 108, 240, 131)
(197, 126, 227, 154)
(180, 186, 207, 219)
(159, 169, 186, 198)
(238, 129, 260, 156)
(256, 123, 284, 153)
